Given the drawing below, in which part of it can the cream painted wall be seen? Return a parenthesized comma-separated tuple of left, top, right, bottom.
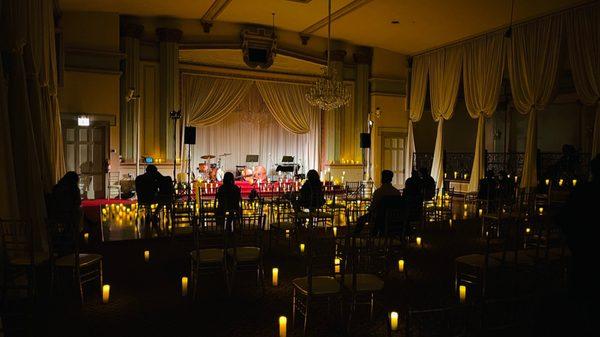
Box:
(371, 47, 408, 79)
(370, 95, 409, 186)
(62, 12, 120, 51)
(59, 12, 121, 163)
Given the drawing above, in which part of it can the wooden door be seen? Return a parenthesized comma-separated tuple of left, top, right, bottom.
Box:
(381, 133, 405, 187)
(63, 120, 108, 199)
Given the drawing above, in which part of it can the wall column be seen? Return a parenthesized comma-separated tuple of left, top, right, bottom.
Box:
(157, 28, 182, 162)
(120, 23, 143, 162)
(354, 49, 371, 162)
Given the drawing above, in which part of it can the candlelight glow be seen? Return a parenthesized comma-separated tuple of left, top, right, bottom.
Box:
(390, 311, 399, 331)
(272, 267, 279, 287)
(416, 237, 422, 247)
(459, 285, 467, 303)
(181, 276, 188, 297)
(279, 316, 287, 337)
(144, 250, 150, 262)
(398, 259, 405, 272)
(102, 284, 110, 304)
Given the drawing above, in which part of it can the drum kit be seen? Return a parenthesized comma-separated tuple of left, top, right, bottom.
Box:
(197, 154, 226, 182)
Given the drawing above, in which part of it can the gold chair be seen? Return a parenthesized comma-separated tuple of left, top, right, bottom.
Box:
(292, 217, 341, 335)
(190, 213, 230, 298)
(49, 217, 103, 304)
(227, 199, 265, 295)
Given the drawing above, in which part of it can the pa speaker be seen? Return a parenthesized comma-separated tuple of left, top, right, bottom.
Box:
(184, 127, 196, 145)
(360, 133, 371, 149)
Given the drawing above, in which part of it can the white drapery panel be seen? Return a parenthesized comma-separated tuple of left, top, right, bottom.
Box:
(255, 81, 315, 134)
(192, 108, 321, 177)
(463, 33, 506, 192)
(428, 46, 463, 192)
(566, 3, 600, 158)
(406, 55, 430, 177)
(182, 75, 253, 127)
(1, 0, 50, 248)
(508, 15, 563, 188)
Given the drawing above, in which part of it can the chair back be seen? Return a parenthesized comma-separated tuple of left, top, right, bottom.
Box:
(0, 220, 35, 266)
(480, 296, 533, 336)
(405, 305, 470, 337)
(301, 217, 337, 296)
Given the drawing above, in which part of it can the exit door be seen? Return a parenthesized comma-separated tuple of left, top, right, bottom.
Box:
(62, 120, 108, 199)
(381, 133, 405, 187)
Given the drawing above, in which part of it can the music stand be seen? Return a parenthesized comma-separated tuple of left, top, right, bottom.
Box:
(281, 156, 294, 163)
(246, 154, 259, 163)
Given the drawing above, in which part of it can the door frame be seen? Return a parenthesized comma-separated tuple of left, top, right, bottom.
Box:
(379, 130, 407, 187)
(61, 115, 111, 198)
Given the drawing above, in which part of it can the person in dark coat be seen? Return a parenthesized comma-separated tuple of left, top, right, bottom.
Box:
(136, 165, 162, 236)
(557, 155, 600, 335)
(419, 168, 436, 201)
(49, 172, 82, 245)
(404, 170, 424, 222)
(216, 172, 241, 229)
(297, 169, 325, 210)
(354, 170, 402, 235)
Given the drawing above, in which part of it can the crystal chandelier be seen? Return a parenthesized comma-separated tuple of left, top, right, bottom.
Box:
(305, 0, 351, 111)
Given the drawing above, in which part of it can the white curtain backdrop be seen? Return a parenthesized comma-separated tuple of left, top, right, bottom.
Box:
(508, 15, 563, 188)
(566, 2, 600, 158)
(463, 33, 505, 192)
(428, 46, 463, 192)
(190, 82, 320, 176)
(406, 55, 429, 178)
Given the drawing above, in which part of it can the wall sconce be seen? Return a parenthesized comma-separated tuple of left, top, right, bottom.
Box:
(77, 115, 90, 127)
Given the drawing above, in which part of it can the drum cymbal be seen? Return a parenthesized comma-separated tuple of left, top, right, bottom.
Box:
(201, 155, 215, 160)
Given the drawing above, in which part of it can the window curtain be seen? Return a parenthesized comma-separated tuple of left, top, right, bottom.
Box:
(255, 81, 314, 134)
(566, 2, 600, 159)
(507, 15, 563, 188)
(182, 75, 253, 126)
(463, 32, 506, 192)
(0, 0, 49, 248)
(428, 46, 463, 193)
(406, 55, 429, 179)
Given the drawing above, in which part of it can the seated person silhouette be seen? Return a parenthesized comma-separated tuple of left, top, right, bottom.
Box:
(354, 170, 402, 236)
(557, 155, 600, 335)
(48, 171, 82, 247)
(404, 170, 424, 221)
(216, 172, 241, 230)
(136, 165, 161, 236)
(297, 169, 325, 211)
(419, 168, 436, 201)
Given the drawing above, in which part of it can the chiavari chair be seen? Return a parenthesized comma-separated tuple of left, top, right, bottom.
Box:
(477, 296, 534, 337)
(268, 198, 297, 251)
(48, 215, 103, 304)
(404, 305, 471, 337)
(190, 212, 231, 298)
(292, 216, 341, 335)
(171, 199, 195, 237)
(227, 199, 265, 294)
(340, 234, 385, 327)
(0, 219, 42, 308)
(324, 187, 346, 225)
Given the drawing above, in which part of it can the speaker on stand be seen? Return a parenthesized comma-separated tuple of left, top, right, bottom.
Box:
(184, 127, 196, 200)
(360, 132, 371, 181)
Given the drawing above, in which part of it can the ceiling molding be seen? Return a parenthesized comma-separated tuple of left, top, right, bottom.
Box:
(200, 0, 233, 32)
(300, 0, 374, 35)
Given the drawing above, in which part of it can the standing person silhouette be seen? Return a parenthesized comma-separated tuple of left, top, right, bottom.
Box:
(215, 172, 241, 230)
(135, 165, 161, 237)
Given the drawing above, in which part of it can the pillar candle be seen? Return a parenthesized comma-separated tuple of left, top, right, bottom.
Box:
(272, 267, 279, 287)
(459, 285, 467, 303)
(334, 258, 341, 273)
(478, 209, 483, 217)
(390, 311, 399, 331)
(181, 276, 188, 297)
(279, 316, 287, 337)
(83, 232, 89, 244)
(333, 227, 337, 237)
(545, 179, 550, 186)
(572, 179, 577, 186)
(102, 284, 110, 304)
(416, 237, 422, 247)
(398, 259, 405, 273)
(144, 250, 150, 262)
(299, 243, 305, 254)
(454, 171, 458, 179)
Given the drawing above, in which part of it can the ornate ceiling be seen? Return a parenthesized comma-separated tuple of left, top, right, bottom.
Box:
(59, 0, 591, 55)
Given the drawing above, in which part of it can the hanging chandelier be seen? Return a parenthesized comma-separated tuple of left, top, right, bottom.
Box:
(305, 0, 351, 111)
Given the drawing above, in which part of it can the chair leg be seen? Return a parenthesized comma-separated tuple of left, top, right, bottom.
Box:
(369, 292, 374, 321)
(303, 297, 310, 336)
(292, 288, 296, 327)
